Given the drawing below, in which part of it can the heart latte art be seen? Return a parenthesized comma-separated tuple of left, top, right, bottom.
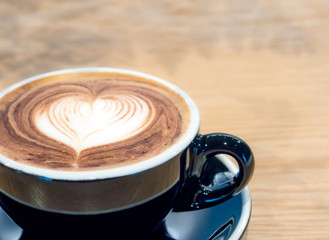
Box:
(0, 72, 190, 171)
(36, 95, 154, 154)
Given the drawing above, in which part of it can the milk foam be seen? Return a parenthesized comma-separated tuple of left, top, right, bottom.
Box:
(35, 95, 154, 153)
(0, 71, 191, 171)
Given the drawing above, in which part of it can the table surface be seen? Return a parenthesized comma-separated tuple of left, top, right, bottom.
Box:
(0, 1, 328, 239)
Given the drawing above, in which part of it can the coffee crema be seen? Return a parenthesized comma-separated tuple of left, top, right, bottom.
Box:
(0, 72, 190, 171)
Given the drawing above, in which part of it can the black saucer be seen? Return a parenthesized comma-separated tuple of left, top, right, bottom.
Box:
(0, 155, 251, 240)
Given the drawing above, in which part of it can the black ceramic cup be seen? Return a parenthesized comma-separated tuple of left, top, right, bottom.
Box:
(0, 68, 254, 239)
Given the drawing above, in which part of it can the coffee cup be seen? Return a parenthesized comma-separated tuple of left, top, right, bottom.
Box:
(0, 68, 254, 239)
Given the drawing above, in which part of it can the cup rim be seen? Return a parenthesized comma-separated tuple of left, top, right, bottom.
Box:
(0, 67, 200, 181)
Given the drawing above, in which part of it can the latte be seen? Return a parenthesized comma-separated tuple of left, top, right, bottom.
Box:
(0, 72, 190, 171)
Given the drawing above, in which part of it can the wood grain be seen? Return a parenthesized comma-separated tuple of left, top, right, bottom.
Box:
(0, 0, 328, 239)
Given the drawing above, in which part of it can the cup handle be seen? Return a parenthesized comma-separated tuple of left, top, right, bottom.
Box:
(175, 133, 254, 211)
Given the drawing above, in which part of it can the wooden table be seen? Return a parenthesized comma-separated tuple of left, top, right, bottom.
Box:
(0, 1, 328, 239)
